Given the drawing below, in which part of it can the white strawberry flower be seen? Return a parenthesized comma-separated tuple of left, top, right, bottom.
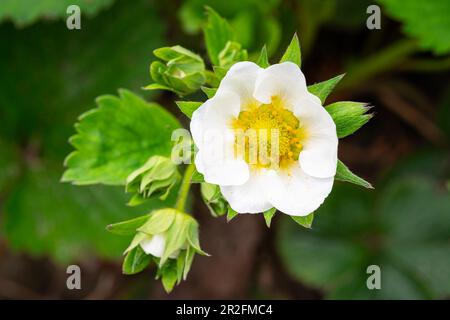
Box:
(190, 61, 338, 216)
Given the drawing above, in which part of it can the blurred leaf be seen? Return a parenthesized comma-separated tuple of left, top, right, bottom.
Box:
(277, 153, 450, 299)
(122, 246, 152, 275)
(0, 0, 166, 160)
(379, 0, 450, 54)
(326, 101, 372, 138)
(0, 140, 20, 194)
(203, 7, 234, 66)
(2, 165, 175, 263)
(179, 0, 281, 54)
(336, 160, 373, 189)
(308, 74, 345, 105)
(0, 0, 114, 27)
(280, 33, 301, 66)
(62, 90, 180, 186)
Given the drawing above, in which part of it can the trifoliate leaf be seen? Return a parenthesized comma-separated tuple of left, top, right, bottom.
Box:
(336, 160, 373, 189)
(122, 246, 152, 275)
(203, 6, 234, 66)
(308, 74, 345, 105)
(256, 45, 270, 68)
(379, 0, 450, 54)
(106, 214, 150, 236)
(175, 101, 203, 118)
(62, 90, 180, 186)
(227, 206, 238, 222)
(2, 165, 173, 263)
(280, 33, 301, 67)
(326, 101, 373, 138)
(291, 213, 314, 229)
(263, 208, 276, 227)
(0, 0, 114, 27)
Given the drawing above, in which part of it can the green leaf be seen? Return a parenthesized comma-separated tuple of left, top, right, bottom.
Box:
(291, 213, 314, 229)
(122, 246, 152, 275)
(277, 154, 450, 299)
(326, 101, 373, 138)
(175, 101, 202, 118)
(280, 33, 301, 67)
(308, 74, 345, 105)
(379, 0, 450, 54)
(227, 206, 238, 222)
(336, 160, 373, 189)
(2, 165, 174, 263)
(0, 0, 114, 27)
(203, 7, 234, 66)
(256, 45, 270, 68)
(106, 214, 150, 236)
(201, 86, 218, 99)
(62, 89, 180, 186)
(263, 208, 276, 227)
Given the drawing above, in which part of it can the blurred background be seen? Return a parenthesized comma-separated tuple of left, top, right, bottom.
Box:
(0, 0, 449, 299)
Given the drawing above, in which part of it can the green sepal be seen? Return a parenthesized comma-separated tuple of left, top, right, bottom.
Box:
(227, 206, 238, 222)
(263, 208, 277, 228)
(201, 182, 228, 217)
(137, 208, 177, 236)
(257, 45, 270, 68)
(122, 246, 152, 275)
(308, 74, 345, 105)
(201, 86, 217, 99)
(106, 214, 150, 236)
(175, 101, 203, 118)
(335, 160, 373, 189)
(326, 101, 373, 138)
(291, 213, 314, 229)
(280, 33, 301, 66)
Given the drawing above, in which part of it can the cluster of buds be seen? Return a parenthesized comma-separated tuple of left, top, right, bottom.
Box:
(145, 45, 206, 96)
(108, 208, 207, 292)
(126, 156, 180, 206)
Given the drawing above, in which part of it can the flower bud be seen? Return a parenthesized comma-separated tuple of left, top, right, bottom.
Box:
(145, 45, 206, 96)
(126, 156, 180, 205)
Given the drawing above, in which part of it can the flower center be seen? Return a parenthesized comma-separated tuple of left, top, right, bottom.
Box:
(232, 97, 305, 170)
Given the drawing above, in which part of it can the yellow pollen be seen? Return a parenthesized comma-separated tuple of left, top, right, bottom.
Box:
(232, 96, 306, 170)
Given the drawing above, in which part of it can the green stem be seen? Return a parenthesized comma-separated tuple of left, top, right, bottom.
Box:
(175, 163, 196, 212)
(340, 39, 418, 90)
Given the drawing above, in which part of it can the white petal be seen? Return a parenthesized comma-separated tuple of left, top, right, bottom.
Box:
(253, 62, 308, 105)
(263, 166, 334, 216)
(140, 234, 165, 257)
(190, 90, 250, 186)
(220, 173, 272, 214)
(294, 93, 338, 178)
(218, 61, 262, 104)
